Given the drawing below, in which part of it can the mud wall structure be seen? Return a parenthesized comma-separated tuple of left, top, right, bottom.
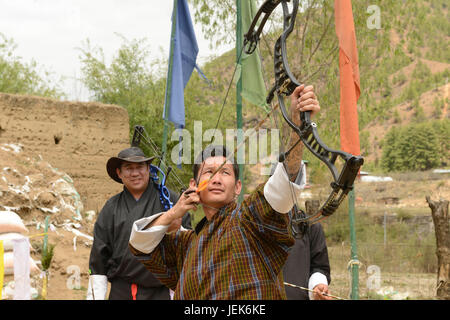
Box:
(0, 93, 130, 211)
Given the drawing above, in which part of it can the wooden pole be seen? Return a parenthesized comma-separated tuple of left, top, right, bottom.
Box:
(426, 196, 449, 300)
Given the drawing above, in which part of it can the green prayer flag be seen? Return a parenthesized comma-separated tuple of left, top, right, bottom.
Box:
(237, 0, 268, 109)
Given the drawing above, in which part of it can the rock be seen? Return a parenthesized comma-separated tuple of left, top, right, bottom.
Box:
(35, 192, 56, 206)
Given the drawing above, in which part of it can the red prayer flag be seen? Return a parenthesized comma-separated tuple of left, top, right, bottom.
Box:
(335, 0, 361, 156)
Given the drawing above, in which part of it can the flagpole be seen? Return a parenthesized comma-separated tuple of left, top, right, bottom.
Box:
(334, 0, 361, 300)
(348, 189, 359, 299)
(236, 0, 244, 204)
(161, 0, 178, 172)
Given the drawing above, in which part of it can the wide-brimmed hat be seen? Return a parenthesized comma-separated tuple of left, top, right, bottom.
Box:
(106, 147, 155, 183)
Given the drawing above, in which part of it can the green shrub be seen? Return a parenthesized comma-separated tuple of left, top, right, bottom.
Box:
(381, 121, 444, 171)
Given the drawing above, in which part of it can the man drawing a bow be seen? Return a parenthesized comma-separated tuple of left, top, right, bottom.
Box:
(129, 85, 320, 299)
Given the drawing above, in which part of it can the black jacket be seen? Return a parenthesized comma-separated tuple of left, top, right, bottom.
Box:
(283, 223, 331, 300)
(89, 181, 191, 297)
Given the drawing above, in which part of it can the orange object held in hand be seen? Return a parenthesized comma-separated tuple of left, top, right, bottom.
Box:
(196, 179, 210, 192)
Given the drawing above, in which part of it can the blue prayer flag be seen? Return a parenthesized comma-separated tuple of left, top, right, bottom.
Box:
(163, 0, 199, 129)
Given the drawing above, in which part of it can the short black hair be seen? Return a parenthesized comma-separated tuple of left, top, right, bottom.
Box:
(193, 145, 239, 182)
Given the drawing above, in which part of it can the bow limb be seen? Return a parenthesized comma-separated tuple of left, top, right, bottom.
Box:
(244, 0, 284, 55)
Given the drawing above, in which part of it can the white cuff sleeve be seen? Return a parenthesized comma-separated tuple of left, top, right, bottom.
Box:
(86, 275, 108, 300)
(129, 213, 169, 254)
(308, 272, 328, 300)
(263, 162, 305, 213)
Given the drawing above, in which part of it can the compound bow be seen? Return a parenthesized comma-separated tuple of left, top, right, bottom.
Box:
(244, 0, 364, 229)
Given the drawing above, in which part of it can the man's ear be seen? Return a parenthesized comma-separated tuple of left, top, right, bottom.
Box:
(234, 179, 242, 196)
(189, 178, 197, 189)
(116, 167, 123, 180)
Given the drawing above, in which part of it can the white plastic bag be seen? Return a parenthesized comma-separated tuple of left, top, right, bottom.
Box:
(0, 211, 28, 234)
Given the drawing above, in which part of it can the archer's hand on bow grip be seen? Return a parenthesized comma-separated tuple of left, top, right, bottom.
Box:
(290, 85, 321, 125)
(168, 188, 200, 220)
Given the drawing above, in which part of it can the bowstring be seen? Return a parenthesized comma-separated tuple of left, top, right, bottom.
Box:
(210, 43, 246, 143)
(136, 128, 185, 191)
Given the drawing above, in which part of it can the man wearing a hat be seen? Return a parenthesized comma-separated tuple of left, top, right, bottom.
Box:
(86, 147, 191, 300)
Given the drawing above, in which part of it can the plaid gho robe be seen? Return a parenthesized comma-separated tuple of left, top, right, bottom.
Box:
(130, 183, 295, 299)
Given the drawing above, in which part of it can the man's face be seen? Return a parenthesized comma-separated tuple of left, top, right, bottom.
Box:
(190, 156, 242, 209)
(116, 161, 150, 195)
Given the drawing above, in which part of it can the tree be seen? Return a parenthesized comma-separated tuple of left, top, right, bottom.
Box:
(0, 33, 64, 98)
(381, 121, 444, 172)
(78, 35, 167, 138)
(404, 123, 440, 170)
(382, 127, 402, 171)
(433, 119, 450, 166)
(191, 0, 237, 49)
